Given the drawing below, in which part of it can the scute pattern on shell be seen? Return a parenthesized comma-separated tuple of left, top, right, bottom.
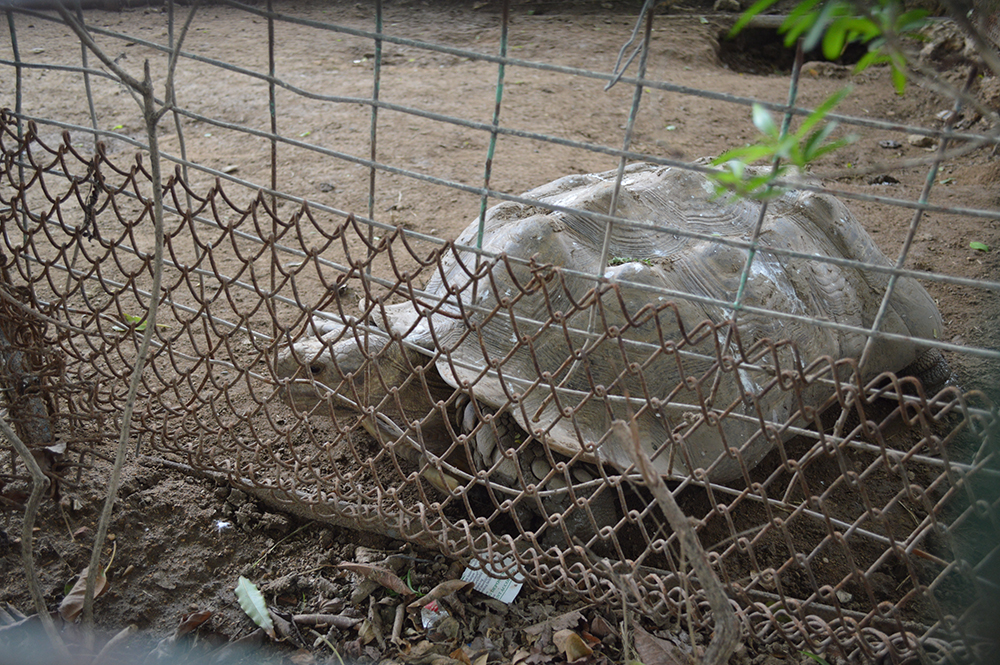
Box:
(385, 163, 942, 482)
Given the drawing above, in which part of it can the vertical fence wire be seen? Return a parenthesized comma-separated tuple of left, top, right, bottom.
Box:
(475, 0, 509, 252)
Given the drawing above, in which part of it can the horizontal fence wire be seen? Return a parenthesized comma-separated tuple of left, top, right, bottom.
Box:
(1, 2, 999, 664)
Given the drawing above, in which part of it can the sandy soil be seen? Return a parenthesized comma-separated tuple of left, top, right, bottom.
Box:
(0, 1, 998, 664)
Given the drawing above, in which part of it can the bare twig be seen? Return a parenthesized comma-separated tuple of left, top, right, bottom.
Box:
(0, 418, 69, 660)
(613, 419, 740, 664)
(53, 0, 199, 636)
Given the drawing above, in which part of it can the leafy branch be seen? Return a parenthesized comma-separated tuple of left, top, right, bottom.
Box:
(711, 0, 930, 199)
(731, 0, 929, 94)
(712, 88, 858, 199)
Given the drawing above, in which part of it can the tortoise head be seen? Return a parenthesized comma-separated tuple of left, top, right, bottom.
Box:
(275, 330, 397, 414)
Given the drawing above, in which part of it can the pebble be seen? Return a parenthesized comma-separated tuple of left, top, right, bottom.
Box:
(531, 458, 550, 481)
(713, 0, 741, 11)
(907, 134, 936, 148)
(227, 489, 248, 507)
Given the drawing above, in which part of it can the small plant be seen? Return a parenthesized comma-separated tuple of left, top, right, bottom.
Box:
(113, 312, 168, 332)
(608, 256, 654, 267)
(731, 0, 929, 94)
(712, 89, 858, 199)
(712, 0, 929, 199)
(970, 241, 990, 252)
(800, 651, 832, 665)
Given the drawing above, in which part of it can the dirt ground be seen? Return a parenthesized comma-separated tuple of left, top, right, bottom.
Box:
(1, 1, 999, 664)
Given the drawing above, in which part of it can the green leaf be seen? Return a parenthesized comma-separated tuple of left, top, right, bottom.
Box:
(854, 49, 887, 73)
(802, 2, 841, 52)
(801, 121, 839, 161)
(782, 0, 823, 44)
(807, 134, 857, 161)
(800, 652, 832, 665)
(797, 87, 852, 138)
(752, 104, 779, 138)
(822, 21, 848, 60)
(235, 576, 276, 639)
(728, 0, 780, 38)
(970, 241, 990, 252)
(890, 62, 907, 94)
(896, 8, 930, 33)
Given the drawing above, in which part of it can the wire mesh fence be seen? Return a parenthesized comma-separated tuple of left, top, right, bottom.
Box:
(1, 1, 999, 663)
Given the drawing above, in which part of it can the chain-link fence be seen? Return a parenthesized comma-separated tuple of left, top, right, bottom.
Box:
(1, 1, 999, 663)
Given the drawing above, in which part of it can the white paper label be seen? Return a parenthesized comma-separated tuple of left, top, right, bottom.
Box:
(461, 556, 524, 604)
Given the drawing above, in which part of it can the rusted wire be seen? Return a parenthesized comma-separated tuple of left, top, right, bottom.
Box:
(0, 119, 997, 662)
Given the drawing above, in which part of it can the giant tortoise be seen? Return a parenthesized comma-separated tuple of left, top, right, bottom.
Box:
(276, 162, 945, 518)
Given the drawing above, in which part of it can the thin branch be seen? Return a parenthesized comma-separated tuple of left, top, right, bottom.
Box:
(0, 418, 70, 660)
(154, 0, 201, 124)
(613, 420, 740, 664)
(53, 3, 145, 93)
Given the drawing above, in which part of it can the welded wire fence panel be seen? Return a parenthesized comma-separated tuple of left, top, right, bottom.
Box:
(1, 2, 999, 664)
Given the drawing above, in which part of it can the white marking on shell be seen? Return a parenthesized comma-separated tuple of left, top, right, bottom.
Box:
(751, 255, 805, 314)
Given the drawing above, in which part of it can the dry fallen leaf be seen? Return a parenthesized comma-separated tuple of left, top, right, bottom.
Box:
(338, 562, 414, 596)
(174, 610, 212, 639)
(632, 625, 693, 665)
(553, 629, 593, 662)
(58, 566, 108, 622)
(289, 649, 318, 665)
(523, 609, 585, 636)
(511, 648, 532, 665)
(406, 580, 473, 611)
(449, 646, 473, 665)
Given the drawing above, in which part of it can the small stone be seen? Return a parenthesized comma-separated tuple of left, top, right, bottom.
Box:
(935, 109, 956, 123)
(227, 489, 248, 506)
(531, 458, 550, 481)
(547, 475, 567, 490)
(572, 467, 594, 483)
(907, 134, 936, 148)
(318, 182, 336, 193)
(713, 0, 741, 11)
(261, 512, 291, 534)
(878, 139, 902, 149)
(836, 589, 853, 603)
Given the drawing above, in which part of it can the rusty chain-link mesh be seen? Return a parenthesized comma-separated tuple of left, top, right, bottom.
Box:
(1, 114, 997, 663)
(2, 1, 1000, 663)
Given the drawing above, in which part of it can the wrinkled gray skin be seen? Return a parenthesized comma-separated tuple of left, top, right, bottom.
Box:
(277, 163, 947, 531)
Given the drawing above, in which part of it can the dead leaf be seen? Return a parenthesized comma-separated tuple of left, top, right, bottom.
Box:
(523, 609, 585, 636)
(449, 646, 473, 665)
(633, 625, 693, 665)
(397, 640, 452, 664)
(511, 648, 532, 665)
(590, 615, 618, 640)
(406, 580, 473, 611)
(553, 629, 593, 662)
(338, 562, 413, 596)
(58, 566, 108, 622)
(289, 649, 318, 665)
(174, 610, 212, 639)
(429, 615, 460, 643)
